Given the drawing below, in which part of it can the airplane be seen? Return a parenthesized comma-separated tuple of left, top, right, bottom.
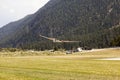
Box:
(39, 35, 80, 43)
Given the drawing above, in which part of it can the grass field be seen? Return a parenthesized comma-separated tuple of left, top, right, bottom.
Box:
(0, 48, 120, 80)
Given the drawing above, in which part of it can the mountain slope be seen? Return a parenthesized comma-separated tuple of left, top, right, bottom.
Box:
(0, 0, 120, 49)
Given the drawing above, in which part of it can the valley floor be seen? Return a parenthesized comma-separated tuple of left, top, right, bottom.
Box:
(0, 48, 120, 80)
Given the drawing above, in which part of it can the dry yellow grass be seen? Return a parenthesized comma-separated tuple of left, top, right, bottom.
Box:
(0, 48, 120, 80)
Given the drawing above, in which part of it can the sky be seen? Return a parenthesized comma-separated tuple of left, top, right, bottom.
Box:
(0, 0, 49, 27)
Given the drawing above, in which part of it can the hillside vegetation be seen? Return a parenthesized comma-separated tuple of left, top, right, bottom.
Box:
(0, 0, 120, 49)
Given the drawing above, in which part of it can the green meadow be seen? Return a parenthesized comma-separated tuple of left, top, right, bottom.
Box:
(0, 48, 120, 80)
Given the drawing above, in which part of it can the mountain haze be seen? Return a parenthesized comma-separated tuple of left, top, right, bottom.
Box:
(0, 0, 120, 49)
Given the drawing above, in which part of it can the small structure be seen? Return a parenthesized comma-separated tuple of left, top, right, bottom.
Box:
(77, 47, 82, 52)
(66, 50, 72, 54)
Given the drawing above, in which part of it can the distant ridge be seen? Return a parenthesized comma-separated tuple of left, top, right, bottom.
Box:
(0, 0, 120, 49)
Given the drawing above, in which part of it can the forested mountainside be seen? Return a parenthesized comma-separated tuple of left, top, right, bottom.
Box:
(0, 0, 120, 50)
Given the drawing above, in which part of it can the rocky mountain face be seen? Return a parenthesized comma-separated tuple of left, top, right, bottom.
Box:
(0, 0, 120, 49)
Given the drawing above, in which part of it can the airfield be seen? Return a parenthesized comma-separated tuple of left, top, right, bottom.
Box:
(0, 48, 120, 80)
